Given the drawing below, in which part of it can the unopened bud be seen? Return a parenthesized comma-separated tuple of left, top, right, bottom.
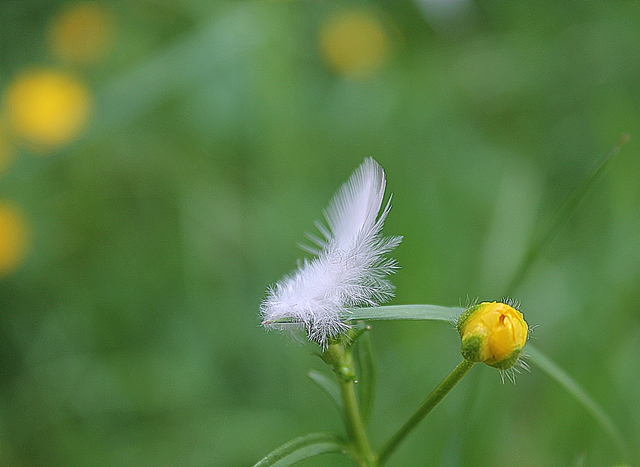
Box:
(457, 301, 528, 370)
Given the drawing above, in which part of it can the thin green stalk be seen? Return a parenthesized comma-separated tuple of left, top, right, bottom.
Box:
(504, 135, 629, 296)
(339, 372, 375, 467)
(376, 359, 476, 466)
(323, 340, 375, 467)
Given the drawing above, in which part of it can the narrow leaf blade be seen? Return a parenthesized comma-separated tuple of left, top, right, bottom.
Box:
(343, 305, 464, 322)
(526, 344, 628, 460)
(308, 370, 343, 412)
(353, 326, 376, 425)
(253, 433, 346, 467)
(505, 136, 629, 296)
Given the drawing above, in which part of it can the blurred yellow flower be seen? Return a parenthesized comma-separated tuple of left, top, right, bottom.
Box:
(48, 2, 114, 64)
(4, 69, 91, 150)
(319, 9, 390, 79)
(0, 202, 29, 276)
(0, 129, 16, 174)
(457, 301, 528, 370)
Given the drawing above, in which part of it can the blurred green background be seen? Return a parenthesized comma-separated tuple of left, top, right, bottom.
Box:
(1, 1, 639, 466)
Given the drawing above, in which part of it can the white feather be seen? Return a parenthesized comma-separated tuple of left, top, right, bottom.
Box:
(260, 158, 402, 347)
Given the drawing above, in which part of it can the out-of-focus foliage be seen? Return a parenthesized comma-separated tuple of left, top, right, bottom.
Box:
(0, 1, 639, 466)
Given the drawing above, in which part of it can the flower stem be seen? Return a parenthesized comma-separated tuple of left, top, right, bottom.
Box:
(324, 340, 375, 467)
(376, 359, 476, 466)
(340, 371, 375, 467)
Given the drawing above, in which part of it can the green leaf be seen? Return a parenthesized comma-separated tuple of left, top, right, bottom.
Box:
(504, 135, 629, 296)
(343, 305, 464, 322)
(308, 370, 343, 412)
(526, 344, 629, 460)
(353, 325, 376, 425)
(266, 305, 462, 326)
(252, 433, 346, 467)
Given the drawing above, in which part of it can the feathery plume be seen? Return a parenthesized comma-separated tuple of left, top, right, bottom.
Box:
(260, 158, 402, 347)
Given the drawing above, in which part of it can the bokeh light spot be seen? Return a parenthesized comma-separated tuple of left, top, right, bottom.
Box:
(4, 69, 91, 150)
(48, 2, 114, 64)
(319, 9, 390, 79)
(0, 202, 29, 277)
(0, 129, 16, 174)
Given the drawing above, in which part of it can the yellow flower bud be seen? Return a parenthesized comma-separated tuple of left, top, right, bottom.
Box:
(457, 301, 528, 370)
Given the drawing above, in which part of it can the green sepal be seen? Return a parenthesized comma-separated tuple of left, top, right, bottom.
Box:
(461, 335, 523, 369)
(486, 347, 522, 370)
(456, 304, 481, 335)
(460, 334, 483, 362)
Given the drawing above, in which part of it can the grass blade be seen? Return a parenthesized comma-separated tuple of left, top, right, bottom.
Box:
(526, 344, 628, 460)
(252, 433, 346, 467)
(353, 326, 376, 425)
(343, 305, 464, 322)
(266, 305, 462, 326)
(504, 135, 630, 296)
(308, 370, 343, 413)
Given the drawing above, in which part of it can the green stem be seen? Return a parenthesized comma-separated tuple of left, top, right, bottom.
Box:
(324, 340, 375, 467)
(340, 371, 375, 467)
(376, 359, 476, 466)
